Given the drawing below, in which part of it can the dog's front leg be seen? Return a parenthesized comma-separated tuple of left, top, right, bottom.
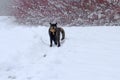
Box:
(50, 38, 52, 47)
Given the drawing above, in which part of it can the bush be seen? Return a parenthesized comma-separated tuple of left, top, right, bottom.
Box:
(13, 0, 120, 26)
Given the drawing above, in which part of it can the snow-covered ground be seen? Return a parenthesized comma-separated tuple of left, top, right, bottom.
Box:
(0, 16, 120, 80)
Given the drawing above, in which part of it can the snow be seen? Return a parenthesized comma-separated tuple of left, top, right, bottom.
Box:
(0, 16, 120, 80)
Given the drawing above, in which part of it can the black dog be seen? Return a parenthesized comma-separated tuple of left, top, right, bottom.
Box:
(48, 23, 65, 47)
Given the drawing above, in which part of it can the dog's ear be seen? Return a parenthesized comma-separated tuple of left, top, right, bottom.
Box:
(55, 23, 57, 25)
(49, 23, 52, 25)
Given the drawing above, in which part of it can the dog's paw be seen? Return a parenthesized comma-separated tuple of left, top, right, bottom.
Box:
(50, 45, 52, 47)
(61, 38, 64, 41)
(58, 44, 60, 47)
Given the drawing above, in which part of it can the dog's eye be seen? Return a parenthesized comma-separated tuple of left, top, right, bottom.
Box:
(51, 27, 54, 29)
(53, 27, 56, 29)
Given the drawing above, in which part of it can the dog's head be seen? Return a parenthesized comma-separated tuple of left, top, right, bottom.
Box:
(49, 23, 57, 34)
(50, 23, 57, 29)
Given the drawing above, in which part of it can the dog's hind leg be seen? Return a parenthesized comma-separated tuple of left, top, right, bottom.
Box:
(57, 35, 60, 47)
(54, 40, 57, 45)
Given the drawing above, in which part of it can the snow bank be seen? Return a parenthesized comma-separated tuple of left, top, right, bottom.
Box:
(0, 16, 120, 80)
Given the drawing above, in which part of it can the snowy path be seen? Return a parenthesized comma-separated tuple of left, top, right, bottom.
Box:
(0, 17, 120, 80)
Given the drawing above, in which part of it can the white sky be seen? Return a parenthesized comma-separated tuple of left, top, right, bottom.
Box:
(0, 0, 13, 15)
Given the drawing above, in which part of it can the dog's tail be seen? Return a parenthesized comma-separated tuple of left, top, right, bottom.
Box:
(60, 27, 65, 40)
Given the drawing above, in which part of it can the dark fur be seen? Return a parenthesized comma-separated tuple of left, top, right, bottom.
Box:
(48, 23, 65, 47)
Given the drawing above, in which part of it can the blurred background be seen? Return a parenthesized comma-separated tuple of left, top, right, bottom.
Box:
(0, 0, 12, 15)
(0, 0, 119, 26)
